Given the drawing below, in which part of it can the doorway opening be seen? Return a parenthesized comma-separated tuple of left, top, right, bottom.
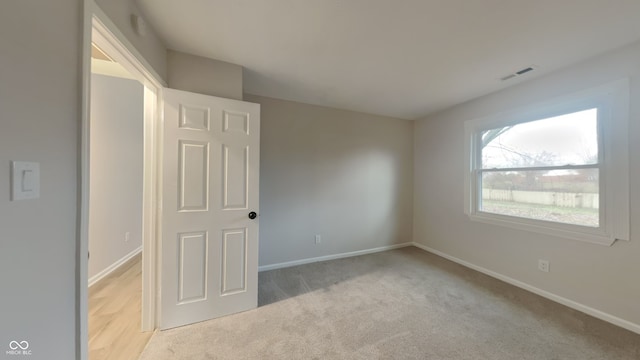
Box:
(82, 9, 164, 360)
(80, 7, 261, 358)
(87, 39, 149, 358)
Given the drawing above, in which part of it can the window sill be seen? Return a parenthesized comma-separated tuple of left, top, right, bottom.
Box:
(468, 212, 618, 246)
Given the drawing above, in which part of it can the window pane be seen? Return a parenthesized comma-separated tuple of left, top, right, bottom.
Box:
(481, 109, 598, 169)
(480, 168, 599, 227)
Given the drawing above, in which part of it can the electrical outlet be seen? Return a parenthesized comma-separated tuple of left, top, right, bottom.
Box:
(315, 234, 321, 244)
(538, 259, 550, 272)
(125, 232, 131, 242)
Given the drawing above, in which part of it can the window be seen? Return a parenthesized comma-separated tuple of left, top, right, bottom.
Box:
(464, 80, 629, 246)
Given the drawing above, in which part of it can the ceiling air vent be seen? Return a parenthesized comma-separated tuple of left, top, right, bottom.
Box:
(500, 66, 536, 81)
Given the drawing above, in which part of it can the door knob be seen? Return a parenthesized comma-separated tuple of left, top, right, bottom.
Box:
(248, 211, 257, 219)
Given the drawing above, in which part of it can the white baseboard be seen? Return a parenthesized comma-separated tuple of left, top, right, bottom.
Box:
(88, 246, 142, 287)
(258, 242, 413, 272)
(411, 242, 640, 335)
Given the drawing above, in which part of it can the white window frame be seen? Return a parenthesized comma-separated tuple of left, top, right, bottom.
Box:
(464, 79, 630, 246)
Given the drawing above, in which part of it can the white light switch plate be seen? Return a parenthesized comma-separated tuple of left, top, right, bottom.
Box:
(11, 161, 40, 200)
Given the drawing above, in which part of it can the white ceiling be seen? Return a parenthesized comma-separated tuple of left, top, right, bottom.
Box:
(137, 0, 640, 119)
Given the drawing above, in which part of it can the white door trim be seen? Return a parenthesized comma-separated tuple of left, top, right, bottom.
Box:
(91, 6, 165, 332)
(78, 3, 92, 359)
(79, 2, 166, 358)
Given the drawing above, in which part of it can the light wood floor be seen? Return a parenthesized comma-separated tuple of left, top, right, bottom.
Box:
(89, 254, 154, 360)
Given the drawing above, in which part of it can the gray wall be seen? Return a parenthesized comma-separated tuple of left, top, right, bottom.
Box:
(414, 40, 640, 328)
(168, 50, 243, 100)
(0, 1, 81, 358)
(96, 0, 168, 80)
(89, 74, 144, 282)
(247, 95, 414, 267)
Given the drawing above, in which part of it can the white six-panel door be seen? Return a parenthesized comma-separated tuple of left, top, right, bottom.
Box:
(161, 88, 260, 329)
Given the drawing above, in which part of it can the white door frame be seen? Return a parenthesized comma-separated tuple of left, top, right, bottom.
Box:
(79, 1, 165, 358)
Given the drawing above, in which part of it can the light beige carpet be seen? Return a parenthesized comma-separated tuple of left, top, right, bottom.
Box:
(139, 247, 640, 359)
